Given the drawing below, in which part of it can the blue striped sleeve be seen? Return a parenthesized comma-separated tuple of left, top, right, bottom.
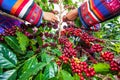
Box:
(1, 0, 17, 13)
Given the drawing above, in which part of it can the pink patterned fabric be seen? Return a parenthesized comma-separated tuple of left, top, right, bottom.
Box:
(78, 0, 120, 30)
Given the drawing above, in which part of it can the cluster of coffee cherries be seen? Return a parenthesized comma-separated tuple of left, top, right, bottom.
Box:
(0, 26, 17, 36)
(63, 47, 77, 58)
(56, 55, 69, 67)
(41, 22, 58, 29)
(61, 27, 82, 37)
(44, 32, 58, 40)
(63, 42, 77, 57)
(41, 42, 57, 48)
(110, 61, 120, 71)
(70, 58, 96, 80)
(0, 23, 31, 41)
(59, 55, 69, 64)
(80, 33, 95, 44)
(101, 51, 114, 62)
(57, 56, 96, 80)
(61, 27, 103, 45)
(58, 37, 69, 44)
(59, 37, 77, 58)
(56, 60, 61, 66)
(101, 51, 120, 72)
(0, 26, 18, 41)
(90, 44, 103, 53)
(24, 31, 35, 38)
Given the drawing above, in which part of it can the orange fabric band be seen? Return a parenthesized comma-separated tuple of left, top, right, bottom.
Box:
(10, 0, 24, 15)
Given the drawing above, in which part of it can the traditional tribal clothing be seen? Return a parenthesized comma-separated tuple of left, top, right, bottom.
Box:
(0, 13, 23, 33)
(78, 0, 120, 29)
(0, 0, 120, 32)
(0, 0, 43, 27)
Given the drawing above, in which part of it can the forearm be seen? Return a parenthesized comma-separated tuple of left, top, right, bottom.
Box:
(0, 0, 43, 26)
(78, 0, 120, 29)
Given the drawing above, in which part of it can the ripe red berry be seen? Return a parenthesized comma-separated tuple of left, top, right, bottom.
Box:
(101, 51, 114, 62)
(70, 58, 96, 78)
(110, 61, 119, 71)
(91, 44, 103, 52)
(56, 60, 61, 66)
(59, 55, 69, 63)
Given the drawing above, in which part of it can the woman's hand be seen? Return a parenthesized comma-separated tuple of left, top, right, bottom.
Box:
(63, 9, 78, 21)
(43, 12, 58, 22)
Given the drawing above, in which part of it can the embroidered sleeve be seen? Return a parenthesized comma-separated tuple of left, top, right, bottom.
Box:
(78, 0, 120, 29)
(0, 0, 43, 27)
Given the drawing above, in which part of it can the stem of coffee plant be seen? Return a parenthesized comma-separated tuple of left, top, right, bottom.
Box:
(103, 74, 110, 80)
(58, 0, 63, 38)
(104, 39, 120, 42)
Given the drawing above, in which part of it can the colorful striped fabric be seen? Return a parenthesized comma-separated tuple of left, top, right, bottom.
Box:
(0, 14, 23, 33)
(0, 0, 43, 27)
(78, 0, 120, 30)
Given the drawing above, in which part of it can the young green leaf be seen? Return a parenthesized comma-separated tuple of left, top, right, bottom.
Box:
(16, 32, 29, 52)
(36, 36, 43, 46)
(93, 63, 110, 74)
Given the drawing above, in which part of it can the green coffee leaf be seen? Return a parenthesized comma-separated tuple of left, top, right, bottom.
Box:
(0, 44, 17, 69)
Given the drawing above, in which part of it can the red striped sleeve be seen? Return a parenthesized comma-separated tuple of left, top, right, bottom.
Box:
(15, 0, 29, 17)
(0, 0, 3, 6)
(25, 3, 42, 26)
(34, 5, 42, 25)
(25, 3, 36, 21)
(88, 11, 98, 26)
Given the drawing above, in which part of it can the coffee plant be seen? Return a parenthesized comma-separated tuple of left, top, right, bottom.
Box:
(0, 0, 120, 80)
